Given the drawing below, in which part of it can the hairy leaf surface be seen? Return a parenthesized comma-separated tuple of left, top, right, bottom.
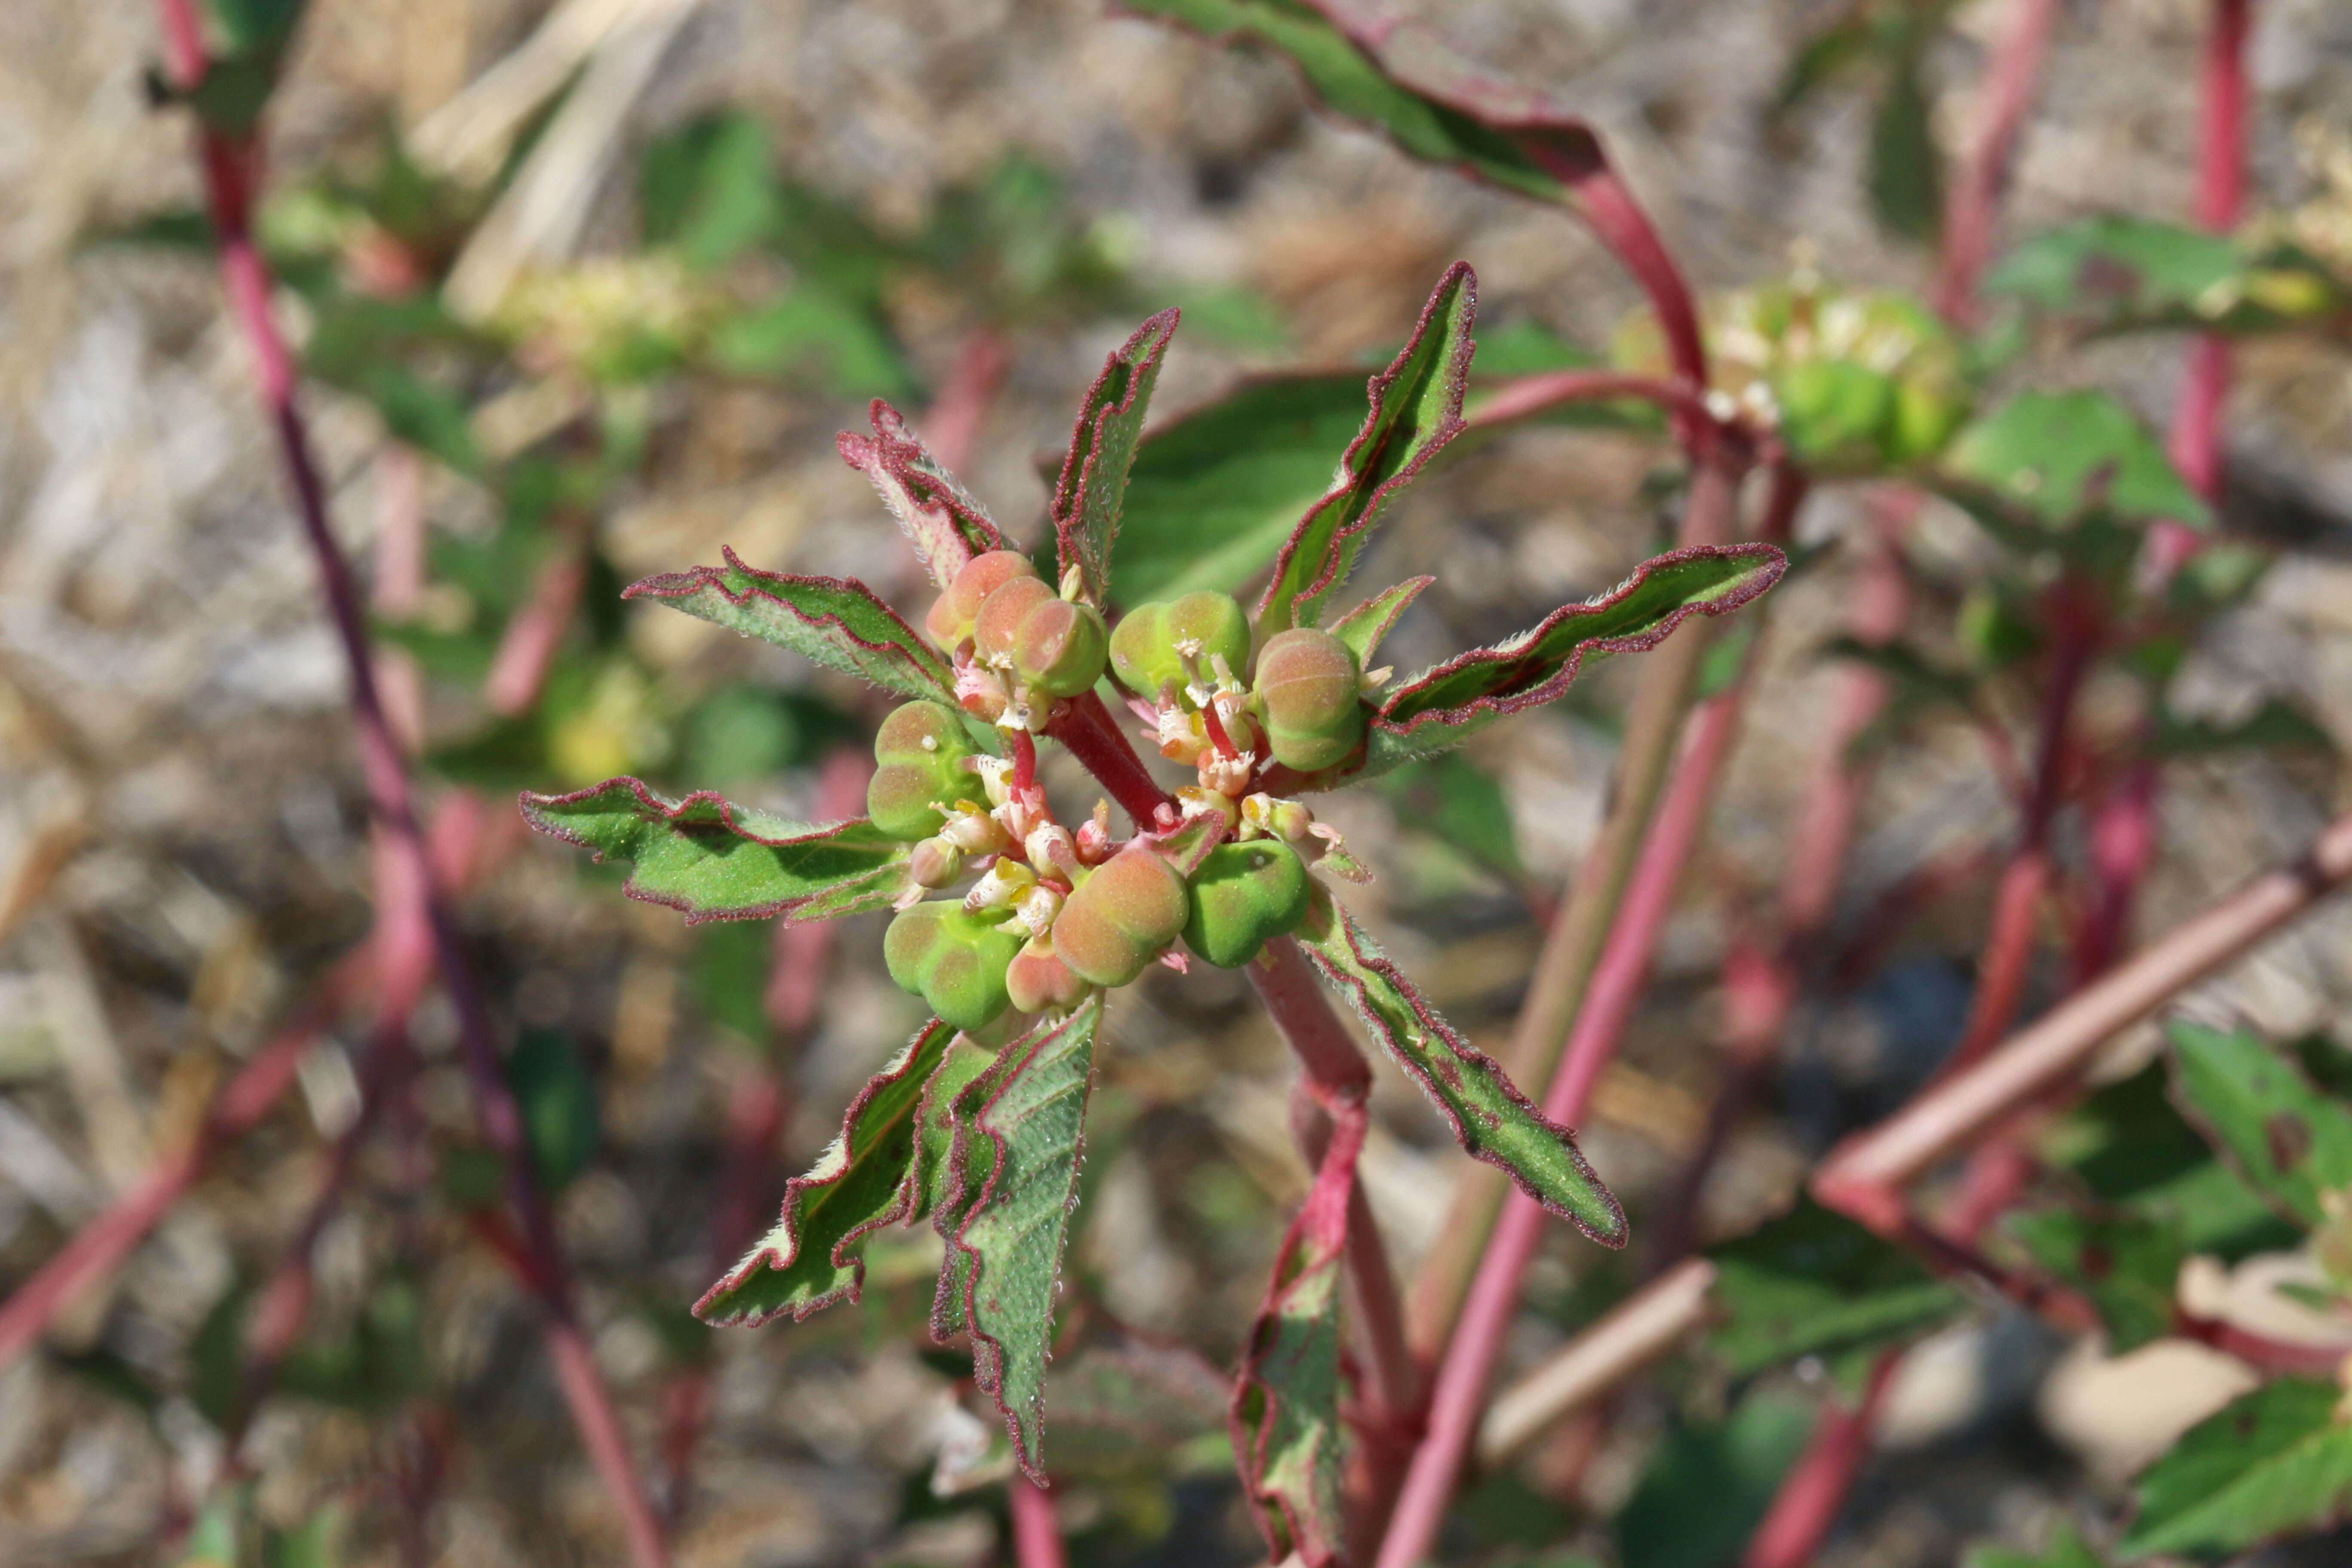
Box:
(936, 998, 1103, 1478)
(624, 546, 956, 703)
(2120, 1378, 2352, 1559)
(1053, 309, 1178, 603)
(520, 778, 909, 924)
(1231, 1119, 1354, 1566)
(836, 400, 1005, 588)
(1328, 574, 1432, 667)
(694, 1019, 957, 1326)
(1355, 543, 1786, 781)
(1293, 890, 1625, 1243)
(2168, 1021, 2352, 1227)
(1257, 262, 1477, 635)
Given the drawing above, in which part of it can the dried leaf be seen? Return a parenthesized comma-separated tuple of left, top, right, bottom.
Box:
(520, 778, 909, 925)
(624, 546, 956, 703)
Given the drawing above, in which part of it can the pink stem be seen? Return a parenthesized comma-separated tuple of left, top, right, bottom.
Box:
(1378, 683, 1749, 1568)
(150, 7, 668, 1560)
(921, 329, 1011, 478)
(483, 548, 589, 717)
(1008, 1472, 1068, 1568)
(1537, 159, 1709, 392)
(1047, 692, 1176, 829)
(1740, 1349, 1904, 1568)
(1470, 369, 1718, 432)
(1933, 0, 2065, 325)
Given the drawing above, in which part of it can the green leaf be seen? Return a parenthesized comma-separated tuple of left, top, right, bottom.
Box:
(1052, 309, 1179, 604)
(2150, 698, 2334, 758)
(520, 778, 910, 925)
(1706, 1198, 1963, 1377)
(2120, 1378, 2352, 1559)
(2168, 1021, 2352, 1227)
(1963, 1522, 2108, 1568)
(2007, 1208, 2184, 1353)
(1867, 41, 1942, 243)
(1233, 1143, 1352, 1566)
(935, 997, 1103, 1478)
(1990, 215, 2242, 322)
(622, 547, 956, 703)
(505, 1029, 600, 1190)
(708, 286, 917, 401)
(1257, 262, 1477, 636)
(1379, 750, 1522, 877)
(1358, 543, 1786, 782)
(1294, 888, 1625, 1244)
(695, 1020, 957, 1326)
(1107, 372, 1371, 604)
(1942, 390, 2210, 529)
(1616, 1387, 1816, 1568)
(640, 112, 783, 267)
(1328, 574, 1431, 667)
(1120, 0, 1581, 203)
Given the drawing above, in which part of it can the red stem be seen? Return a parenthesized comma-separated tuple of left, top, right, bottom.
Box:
(1544, 160, 1709, 393)
(483, 548, 589, 717)
(1008, 1472, 1068, 1568)
(921, 328, 1011, 478)
(1933, 0, 2065, 325)
(1470, 369, 1718, 433)
(150, 8, 668, 1560)
(1378, 681, 1750, 1568)
(1047, 692, 1176, 829)
(1740, 1350, 1904, 1568)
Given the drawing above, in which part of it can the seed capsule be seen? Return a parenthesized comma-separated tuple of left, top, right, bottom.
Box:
(974, 576, 1109, 698)
(1253, 628, 1366, 772)
(868, 701, 989, 840)
(1109, 591, 1253, 701)
(926, 550, 1041, 652)
(1183, 840, 1311, 969)
(884, 902, 1022, 1033)
(1050, 842, 1188, 988)
(1005, 934, 1091, 1015)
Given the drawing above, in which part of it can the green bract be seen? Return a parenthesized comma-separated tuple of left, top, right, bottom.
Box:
(1184, 840, 1310, 968)
(867, 701, 987, 841)
(1051, 843, 1188, 987)
(883, 902, 1021, 1032)
(1110, 591, 1253, 700)
(1253, 627, 1365, 772)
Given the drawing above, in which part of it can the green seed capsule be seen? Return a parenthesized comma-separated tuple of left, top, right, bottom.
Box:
(1109, 591, 1253, 701)
(884, 902, 1021, 1033)
(974, 576, 1109, 698)
(1183, 840, 1311, 969)
(1005, 934, 1090, 1015)
(868, 701, 988, 841)
(926, 550, 1040, 652)
(1051, 843, 1188, 988)
(1253, 628, 1366, 773)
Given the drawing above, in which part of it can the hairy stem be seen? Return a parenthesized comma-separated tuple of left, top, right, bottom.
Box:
(1933, 0, 2065, 324)
(1009, 1472, 1068, 1568)
(151, 8, 667, 1561)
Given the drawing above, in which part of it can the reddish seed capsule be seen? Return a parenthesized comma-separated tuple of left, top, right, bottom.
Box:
(974, 576, 1108, 698)
(1051, 843, 1188, 988)
(1253, 627, 1365, 772)
(926, 550, 1041, 651)
(1005, 934, 1090, 1014)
